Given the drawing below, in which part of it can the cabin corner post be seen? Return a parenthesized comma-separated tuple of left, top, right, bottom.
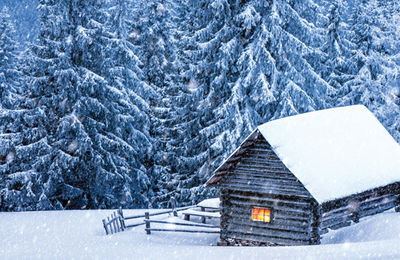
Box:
(219, 189, 229, 244)
(310, 202, 321, 245)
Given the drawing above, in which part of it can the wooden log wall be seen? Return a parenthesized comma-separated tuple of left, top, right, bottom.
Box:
(214, 130, 400, 245)
(320, 182, 400, 233)
(217, 132, 317, 246)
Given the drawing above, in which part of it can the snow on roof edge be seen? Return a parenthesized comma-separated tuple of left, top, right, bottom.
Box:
(257, 105, 400, 203)
(205, 129, 259, 186)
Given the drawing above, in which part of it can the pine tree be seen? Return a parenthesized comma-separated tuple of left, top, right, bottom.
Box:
(319, 0, 356, 102)
(127, 0, 197, 207)
(150, 0, 217, 207)
(338, 0, 400, 140)
(0, 6, 51, 211)
(0, 6, 22, 109)
(0, 0, 39, 45)
(178, 0, 239, 205)
(101, 0, 153, 208)
(23, 0, 153, 210)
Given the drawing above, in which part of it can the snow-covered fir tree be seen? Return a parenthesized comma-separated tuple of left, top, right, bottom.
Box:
(125, 0, 170, 207)
(101, 0, 153, 208)
(151, 0, 217, 207)
(0, 6, 22, 110)
(2, 0, 400, 210)
(319, 0, 356, 101)
(22, 0, 153, 210)
(0, 6, 51, 211)
(338, 0, 400, 140)
(0, 0, 38, 45)
(176, 0, 240, 205)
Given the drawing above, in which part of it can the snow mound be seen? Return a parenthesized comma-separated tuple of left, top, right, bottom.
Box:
(197, 198, 220, 209)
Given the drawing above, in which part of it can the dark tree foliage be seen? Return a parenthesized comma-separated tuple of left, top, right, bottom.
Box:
(1, 0, 400, 210)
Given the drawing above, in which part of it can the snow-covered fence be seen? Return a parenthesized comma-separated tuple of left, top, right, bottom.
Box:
(102, 206, 196, 235)
(144, 212, 220, 235)
(120, 206, 195, 228)
(102, 211, 125, 235)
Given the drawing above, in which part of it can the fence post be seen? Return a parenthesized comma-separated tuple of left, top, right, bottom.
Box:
(169, 196, 177, 217)
(111, 214, 116, 233)
(102, 219, 109, 235)
(118, 207, 126, 230)
(113, 212, 120, 232)
(145, 212, 151, 235)
(107, 216, 113, 234)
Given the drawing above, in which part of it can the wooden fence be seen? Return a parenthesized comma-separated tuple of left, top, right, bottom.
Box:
(144, 211, 220, 234)
(102, 206, 195, 235)
(102, 211, 125, 235)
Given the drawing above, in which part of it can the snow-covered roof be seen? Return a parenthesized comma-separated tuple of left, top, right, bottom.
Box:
(197, 198, 220, 209)
(257, 105, 400, 203)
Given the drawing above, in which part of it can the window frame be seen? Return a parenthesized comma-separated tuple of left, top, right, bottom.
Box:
(251, 206, 274, 224)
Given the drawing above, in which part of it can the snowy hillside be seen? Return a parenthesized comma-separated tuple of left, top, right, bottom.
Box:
(0, 209, 399, 259)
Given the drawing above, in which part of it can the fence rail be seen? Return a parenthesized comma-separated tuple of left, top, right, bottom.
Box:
(145, 228, 220, 234)
(102, 205, 196, 235)
(144, 211, 220, 235)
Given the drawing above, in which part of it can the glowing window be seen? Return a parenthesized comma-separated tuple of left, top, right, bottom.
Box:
(252, 207, 271, 223)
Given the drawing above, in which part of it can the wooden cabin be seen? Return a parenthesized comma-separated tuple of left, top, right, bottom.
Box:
(206, 105, 400, 246)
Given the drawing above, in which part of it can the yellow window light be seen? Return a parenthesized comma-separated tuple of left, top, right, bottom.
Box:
(252, 207, 271, 223)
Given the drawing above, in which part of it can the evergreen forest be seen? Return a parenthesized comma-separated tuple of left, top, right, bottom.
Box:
(1, 0, 400, 211)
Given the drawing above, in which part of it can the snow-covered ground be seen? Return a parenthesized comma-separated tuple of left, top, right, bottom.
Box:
(1, 209, 399, 259)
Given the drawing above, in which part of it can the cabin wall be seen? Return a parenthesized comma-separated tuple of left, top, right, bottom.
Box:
(320, 182, 400, 233)
(217, 134, 318, 246)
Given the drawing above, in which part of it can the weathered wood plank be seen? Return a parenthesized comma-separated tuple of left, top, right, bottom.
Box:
(221, 189, 313, 203)
(321, 182, 400, 212)
(220, 184, 312, 198)
(321, 211, 351, 224)
(329, 221, 352, 230)
(224, 224, 311, 241)
(222, 214, 311, 228)
(226, 175, 305, 187)
(359, 193, 398, 207)
(235, 163, 290, 172)
(322, 205, 350, 217)
(321, 193, 399, 230)
(244, 152, 280, 160)
(223, 179, 310, 195)
(241, 157, 284, 165)
(359, 200, 398, 218)
(223, 206, 312, 223)
(233, 167, 295, 178)
(321, 215, 352, 229)
(229, 173, 299, 183)
(224, 230, 310, 246)
(146, 228, 220, 234)
(224, 218, 312, 234)
(359, 195, 398, 210)
(321, 199, 396, 229)
(245, 148, 277, 154)
(227, 193, 312, 210)
(226, 197, 312, 216)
